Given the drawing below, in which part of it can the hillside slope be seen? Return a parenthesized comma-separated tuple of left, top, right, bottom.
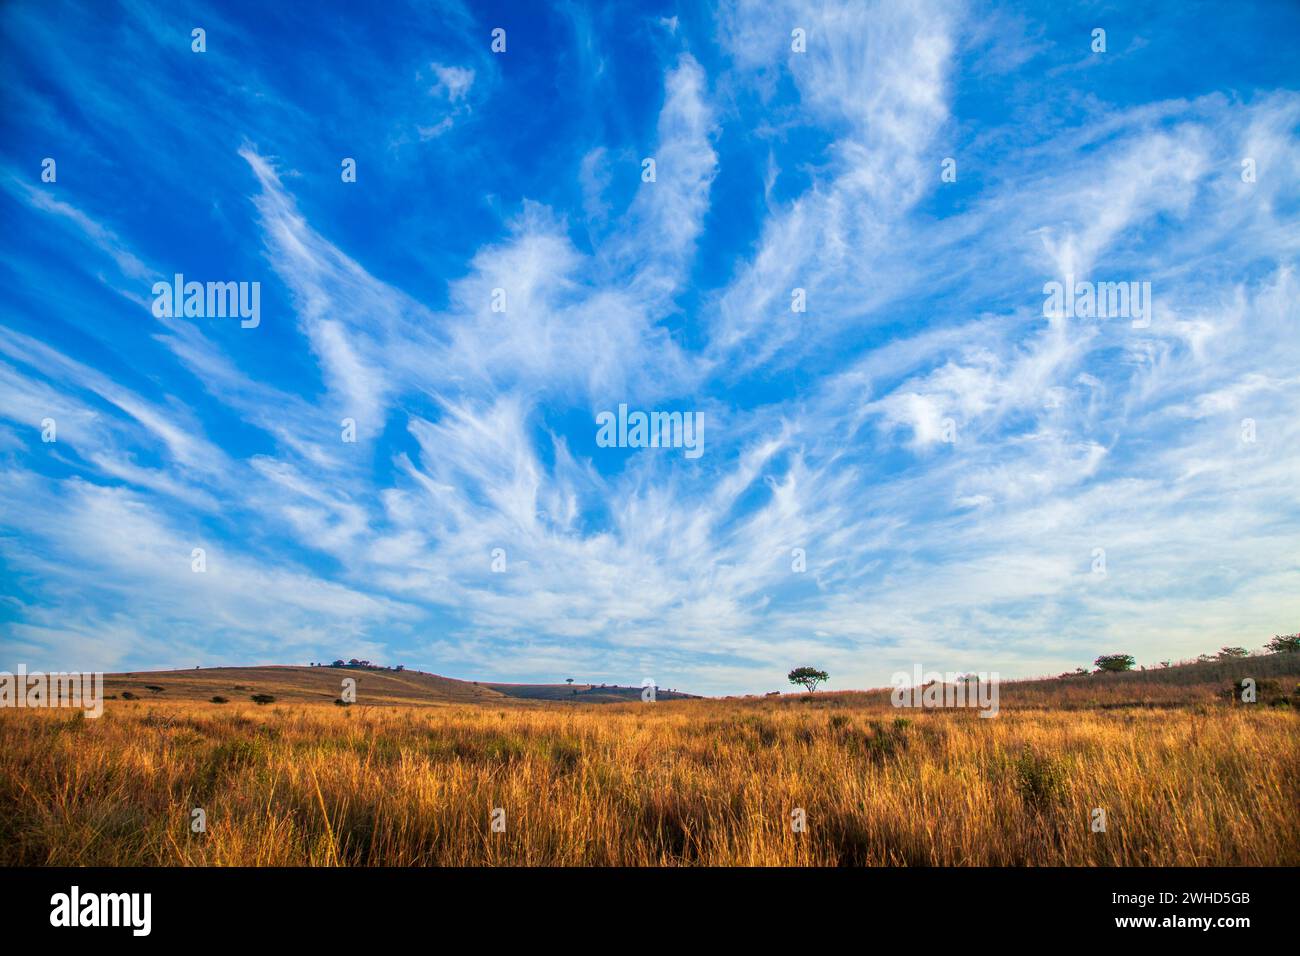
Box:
(103, 666, 701, 707)
(106, 666, 504, 706)
(485, 682, 699, 702)
(734, 653, 1300, 712)
(101, 653, 1300, 710)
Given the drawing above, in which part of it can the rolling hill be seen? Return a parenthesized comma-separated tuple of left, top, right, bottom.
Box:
(484, 681, 699, 702)
(103, 665, 699, 707)
(100, 652, 1300, 710)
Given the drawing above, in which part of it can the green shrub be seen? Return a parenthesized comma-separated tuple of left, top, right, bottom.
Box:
(1013, 751, 1067, 809)
(1094, 654, 1135, 673)
(1265, 634, 1299, 654)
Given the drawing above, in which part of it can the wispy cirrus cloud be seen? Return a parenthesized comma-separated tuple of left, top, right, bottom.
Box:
(0, 0, 1297, 693)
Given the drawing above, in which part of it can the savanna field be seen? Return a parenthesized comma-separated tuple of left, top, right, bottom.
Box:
(2, 658, 1297, 867)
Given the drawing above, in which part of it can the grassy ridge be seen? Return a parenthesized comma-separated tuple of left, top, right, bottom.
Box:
(100, 653, 1300, 709)
(756, 652, 1300, 711)
(102, 666, 699, 706)
(104, 665, 503, 706)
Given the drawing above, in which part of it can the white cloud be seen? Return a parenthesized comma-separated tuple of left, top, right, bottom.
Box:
(431, 63, 475, 102)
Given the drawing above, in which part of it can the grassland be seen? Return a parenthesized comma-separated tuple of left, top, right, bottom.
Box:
(2, 655, 1298, 867)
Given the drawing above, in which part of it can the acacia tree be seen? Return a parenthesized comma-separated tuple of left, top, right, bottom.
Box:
(1094, 654, 1135, 673)
(788, 667, 829, 693)
(1266, 633, 1300, 654)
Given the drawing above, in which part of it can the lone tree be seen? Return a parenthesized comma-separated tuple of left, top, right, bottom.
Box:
(1094, 654, 1135, 673)
(1266, 633, 1300, 654)
(788, 667, 829, 693)
(1217, 646, 1249, 660)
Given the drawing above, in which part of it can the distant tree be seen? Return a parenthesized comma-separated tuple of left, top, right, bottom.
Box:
(1217, 646, 1249, 660)
(1094, 654, 1135, 673)
(331, 660, 345, 667)
(395, 664, 404, 672)
(566, 678, 574, 685)
(210, 696, 228, 704)
(250, 694, 275, 705)
(788, 667, 829, 693)
(1266, 633, 1300, 654)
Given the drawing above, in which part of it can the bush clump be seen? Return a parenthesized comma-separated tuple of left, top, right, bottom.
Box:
(1013, 750, 1068, 810)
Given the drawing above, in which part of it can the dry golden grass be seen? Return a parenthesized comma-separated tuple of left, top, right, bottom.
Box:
(1, 691, 1296, 866)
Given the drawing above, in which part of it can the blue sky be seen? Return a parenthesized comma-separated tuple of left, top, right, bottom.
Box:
(0, 0, 1297, 695)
